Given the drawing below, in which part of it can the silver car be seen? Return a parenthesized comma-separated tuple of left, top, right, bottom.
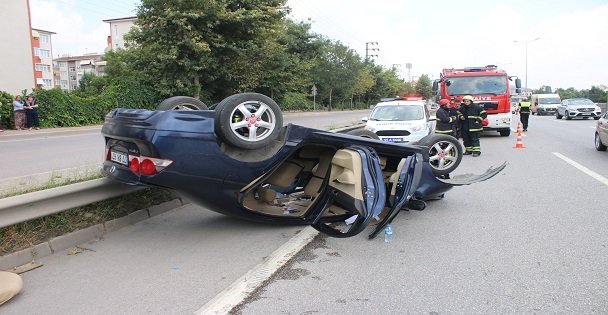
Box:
(595, 111, 608, 151)
(556, 98, 602, 120)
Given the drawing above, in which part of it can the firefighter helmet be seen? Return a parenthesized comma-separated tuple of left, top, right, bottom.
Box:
(439, 99, 449, 106)
(462, 95, 474, 102)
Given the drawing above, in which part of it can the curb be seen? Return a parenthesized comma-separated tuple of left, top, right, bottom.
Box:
(0, 198, 186, 271)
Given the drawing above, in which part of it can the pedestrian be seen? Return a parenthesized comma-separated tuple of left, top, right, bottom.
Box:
(434, 98, 458, 138)
(517, 97, 531, 131)
(458, 95, 487, 157)
(24, 95, 40, 130)
(12, 95, 26, 130)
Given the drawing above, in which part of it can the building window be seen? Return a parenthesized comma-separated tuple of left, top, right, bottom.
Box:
(43, 79, 52, 87)
(40, 34, 50, 44)
(35, 64, 51, 72)
(35, 48, 50, 58)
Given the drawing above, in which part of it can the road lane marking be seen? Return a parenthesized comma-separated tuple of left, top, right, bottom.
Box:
(195, 227, 320, 315)
(553, 152, 608, 186)
(0, 132, 100, 143)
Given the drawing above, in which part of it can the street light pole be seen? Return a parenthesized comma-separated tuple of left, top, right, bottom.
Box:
(513, 37, 540, 94)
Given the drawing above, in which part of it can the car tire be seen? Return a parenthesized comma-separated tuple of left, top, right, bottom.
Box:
(416, 134, 463, 176)
(499, 129, 510, 137)
(594, 117, 600, 120)
(157, 96, 208, 110)
(595, 133, 607, 151)
(214, 93, 283, 150)
(556, 111, 562, 119)
(346, 129, 380, 140)
(565, 111, 571, 120)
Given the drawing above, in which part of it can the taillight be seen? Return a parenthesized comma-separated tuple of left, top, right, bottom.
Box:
(127, 156, 173, 176)
(140, 159, 157, 176)
(129, 157, 140, 175)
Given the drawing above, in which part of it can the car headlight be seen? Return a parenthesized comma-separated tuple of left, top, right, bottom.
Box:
(365, 125, 376, 133)
(411, 123, 426, 132)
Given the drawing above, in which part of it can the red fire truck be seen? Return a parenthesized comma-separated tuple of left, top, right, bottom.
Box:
(433, 65, 521, 137)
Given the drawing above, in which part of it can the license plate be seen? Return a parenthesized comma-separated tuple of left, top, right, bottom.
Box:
(581, 113, 591, 116)
(382, 137, 404, 142)
(110, 150, 129, 166)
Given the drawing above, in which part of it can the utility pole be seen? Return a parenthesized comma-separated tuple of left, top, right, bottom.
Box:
(513, 38, 540, 95)
(365, 42, 379, 61)
(405, 63, 412, 82)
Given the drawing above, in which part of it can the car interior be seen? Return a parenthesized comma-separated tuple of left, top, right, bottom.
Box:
(240, 145, 407, 230)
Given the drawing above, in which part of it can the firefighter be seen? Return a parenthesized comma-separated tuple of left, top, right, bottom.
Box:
(434, 99, 457, 137)
(517, 97, 531, 131)
(450, 97, 462, 138)
(458, 95, 487, 156)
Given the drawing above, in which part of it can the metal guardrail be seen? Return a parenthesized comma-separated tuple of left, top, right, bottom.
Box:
(0, 124, 364, 228)
(0, 178, 143, 229)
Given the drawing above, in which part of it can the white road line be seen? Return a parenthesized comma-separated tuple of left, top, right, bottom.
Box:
(0, 132, 100, 143)
(553, 152, 608, 186)
(195, 227, 320, 315)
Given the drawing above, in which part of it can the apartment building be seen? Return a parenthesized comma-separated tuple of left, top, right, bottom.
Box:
(0, 0, 35, 95)
(103, 16, 137, 51)
(32, 28, 56, 89)
(53, 54, 103, 92)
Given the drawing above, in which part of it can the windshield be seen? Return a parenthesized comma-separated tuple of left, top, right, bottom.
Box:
(538, 98, 561, 104)
(569, 99, 594, 105)
(370, 105, 424, 121)
(446, 75, 507, 95)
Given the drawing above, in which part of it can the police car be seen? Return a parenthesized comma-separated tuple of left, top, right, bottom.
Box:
(363, 97, 435, 143)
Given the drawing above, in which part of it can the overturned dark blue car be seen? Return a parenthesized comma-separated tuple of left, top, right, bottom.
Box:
(101, 93, 505, 239)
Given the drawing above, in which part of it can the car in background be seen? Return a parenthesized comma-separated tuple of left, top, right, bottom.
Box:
(556, 98, 602, 120)
(595, 111, 608, 151)
(530, 94, 561, 116)
(362, 98, 435, 144)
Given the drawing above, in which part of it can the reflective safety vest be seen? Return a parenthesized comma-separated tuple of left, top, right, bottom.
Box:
(519, 101, 531, 113)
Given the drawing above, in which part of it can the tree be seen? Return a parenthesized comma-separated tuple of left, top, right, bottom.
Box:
(125, 0, 288, 99)
(415, 74, 433, 99)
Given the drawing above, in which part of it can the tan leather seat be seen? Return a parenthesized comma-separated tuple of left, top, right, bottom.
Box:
(303, 150, 334, 197)
(0, 271, 23, 305)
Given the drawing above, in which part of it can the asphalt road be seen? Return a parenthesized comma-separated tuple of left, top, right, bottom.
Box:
(2, 114, 608, 314)
(0, 109, 369, 195)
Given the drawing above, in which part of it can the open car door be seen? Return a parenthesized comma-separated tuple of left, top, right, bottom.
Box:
(368, 153, 423, 239)
(310, 146, 386, 238)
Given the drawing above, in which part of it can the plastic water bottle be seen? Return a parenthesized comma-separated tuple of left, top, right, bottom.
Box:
(384, 224, 394, 243)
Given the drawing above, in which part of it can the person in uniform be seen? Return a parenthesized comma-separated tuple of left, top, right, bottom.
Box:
(458, 95, 487, 157)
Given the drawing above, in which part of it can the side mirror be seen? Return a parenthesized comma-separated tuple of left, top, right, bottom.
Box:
(362, 117, 368, 122)
(515, 78, 522, 89)
(516, 88, 521, 94)
(432, 80, 438, 92)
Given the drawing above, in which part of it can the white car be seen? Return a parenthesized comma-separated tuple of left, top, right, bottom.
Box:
(363, 99, 435, 143)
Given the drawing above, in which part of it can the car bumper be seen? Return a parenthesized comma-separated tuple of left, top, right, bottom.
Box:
(537, 108, 557, 115)
(568, 111, 602, 118)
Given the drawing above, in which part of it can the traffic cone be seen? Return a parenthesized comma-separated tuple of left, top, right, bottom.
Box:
(513, 122, 526, 149)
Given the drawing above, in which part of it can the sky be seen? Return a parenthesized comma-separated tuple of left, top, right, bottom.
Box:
(29, 0, 608, 90)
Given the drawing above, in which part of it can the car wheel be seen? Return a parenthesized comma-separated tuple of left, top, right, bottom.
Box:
(214, 93, 283, 150)
(595, 133, 607, 151)
(416, 134, 463, 176)
(565, 111, 571, 120)
(157, 96, 208, 110)
(346, 129, 380, 140)
(556, 111, 562, 119)
(594, 117, 600, 120)
(499, 129, 510, 137)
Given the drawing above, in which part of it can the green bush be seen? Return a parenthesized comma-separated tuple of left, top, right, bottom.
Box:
(280, 92, 314, 111)
(0, 90, 13, 129)
(0, 76, 163, 129)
